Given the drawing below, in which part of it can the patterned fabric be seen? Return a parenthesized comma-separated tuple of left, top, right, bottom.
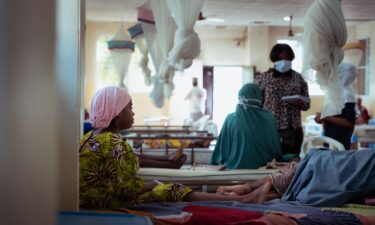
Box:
(296, 209, 361, 225)
(79, 131, 192, 209)
(322, 204, 375, 216)
(254, 69, 310, 130)
(270, 162, 298, 195)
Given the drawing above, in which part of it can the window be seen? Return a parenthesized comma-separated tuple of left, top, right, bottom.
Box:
(96, 35, 119, 89)
(95, 35, 152, 93)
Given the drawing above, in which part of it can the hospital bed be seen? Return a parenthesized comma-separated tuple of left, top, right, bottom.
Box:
(139, 167, 277, 192)
(123, 126, 215, 164)
(354, 125, 375, 149)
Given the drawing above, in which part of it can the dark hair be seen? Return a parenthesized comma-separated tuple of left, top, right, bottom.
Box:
(269, 43, 295, 62)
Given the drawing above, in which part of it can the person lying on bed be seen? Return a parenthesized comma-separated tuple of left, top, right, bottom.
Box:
(209, 83, 284, 169)
(80, 86, 266, 209)
(217, 148, 375, 207)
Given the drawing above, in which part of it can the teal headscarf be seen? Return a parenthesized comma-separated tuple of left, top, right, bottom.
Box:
(210, 83, 282, 169)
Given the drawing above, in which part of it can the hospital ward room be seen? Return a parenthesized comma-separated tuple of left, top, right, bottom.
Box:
(4, 0, 375, 225)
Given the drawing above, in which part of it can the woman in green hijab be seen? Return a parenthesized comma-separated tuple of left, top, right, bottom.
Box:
(210, 83, 282, 169)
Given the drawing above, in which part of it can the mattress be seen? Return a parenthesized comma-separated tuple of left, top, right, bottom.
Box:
(139, 168, 277, 184)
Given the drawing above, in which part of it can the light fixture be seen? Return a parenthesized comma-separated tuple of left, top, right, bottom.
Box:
(283, 16, 291, 22)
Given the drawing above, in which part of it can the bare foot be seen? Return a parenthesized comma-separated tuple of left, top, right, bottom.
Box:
(240, 180, 272, 204)
(217, 183, 252, 195)
(226, 192, 240, 196)
(174, 154, 187, 168)
(168, 148, 184, 161)
(265, 192, 281, 201)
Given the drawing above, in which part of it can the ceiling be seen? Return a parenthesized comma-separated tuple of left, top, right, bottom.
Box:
(86, 0, 375, 27)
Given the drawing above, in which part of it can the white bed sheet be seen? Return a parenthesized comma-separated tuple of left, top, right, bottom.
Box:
(139, 168, 277, 183)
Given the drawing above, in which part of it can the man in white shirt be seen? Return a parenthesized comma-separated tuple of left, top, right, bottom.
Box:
(185, 77, 205, 121)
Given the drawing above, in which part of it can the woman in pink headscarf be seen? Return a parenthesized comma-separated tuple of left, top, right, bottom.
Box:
(80, 86, 264, 209)
(87, 85, 186, 168)
(80, 86, 188, 208)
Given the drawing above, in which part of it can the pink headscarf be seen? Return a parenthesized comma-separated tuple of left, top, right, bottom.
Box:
(90, 86, 131, 129)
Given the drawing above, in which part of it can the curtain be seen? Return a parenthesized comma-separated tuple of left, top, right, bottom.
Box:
(151, 0, 177, 98)
(138, 3, 165, 107)
(303, 0, 347, 118)
(128, 23, 152, 86)
(107, 24, 134, 89)
(166, 0, 204, 71)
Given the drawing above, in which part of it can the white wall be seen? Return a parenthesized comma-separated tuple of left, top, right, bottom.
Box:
(248, 26, 270, 72)
(197, 26, 249, 66)
(197, 25, 304, 71)
(0, 1, 59, 225)
(56, 0, 83, 211)
(0, 1, 83, 225)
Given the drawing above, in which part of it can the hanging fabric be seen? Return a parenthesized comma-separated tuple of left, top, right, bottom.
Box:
(150, 0, 177, 98)
(128, 23, 152, 86)
(138, 4, 162, 72)
(302, 0, 347, 118)
(166, 0, 205, 71)
(138, 2, 165, 107)
(107, 24, 135, 89)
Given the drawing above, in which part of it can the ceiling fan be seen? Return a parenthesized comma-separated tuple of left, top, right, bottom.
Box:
(287, 14, 294, 37)
(198, 12, 206, 20)
(284, 14, 303, 38)
(198, 12, 226, 24)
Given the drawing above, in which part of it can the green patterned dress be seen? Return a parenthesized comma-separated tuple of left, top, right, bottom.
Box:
(79, 131, 192, 209)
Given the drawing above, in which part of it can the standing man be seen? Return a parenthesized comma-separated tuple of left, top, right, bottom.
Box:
(185, 77, 205, 122)
(255, 44, 310, 157)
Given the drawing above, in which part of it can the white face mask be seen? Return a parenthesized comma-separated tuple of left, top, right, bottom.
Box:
(274, 60, 292, 73)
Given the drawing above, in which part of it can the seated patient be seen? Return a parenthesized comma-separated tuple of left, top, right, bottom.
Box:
(80, 86, 262, 209)
(218, 148, 375, 207)
(86, 89, 186, 169)
(210, 83, 282, 169)
(314, 62, 357, 150)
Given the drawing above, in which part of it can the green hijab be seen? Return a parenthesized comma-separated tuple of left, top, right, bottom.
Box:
(210, 83, 282, 169)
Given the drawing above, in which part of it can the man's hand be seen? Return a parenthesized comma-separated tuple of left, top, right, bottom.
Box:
(314, 113, 323, 124)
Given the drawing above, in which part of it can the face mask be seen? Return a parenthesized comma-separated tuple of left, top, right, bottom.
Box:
(274, 60, 292, 73)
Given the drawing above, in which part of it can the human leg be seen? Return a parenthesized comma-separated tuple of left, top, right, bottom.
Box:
(138, 148, 184, 161)
(216, 176, 272, 195)
(186, 179, 275, 204)
(279, 127, 303, 156)
(185, 191, 247, 202)
(216, 183, 252, 195)
(139, 154, 187, 169)
(240, 178, 273, 204)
